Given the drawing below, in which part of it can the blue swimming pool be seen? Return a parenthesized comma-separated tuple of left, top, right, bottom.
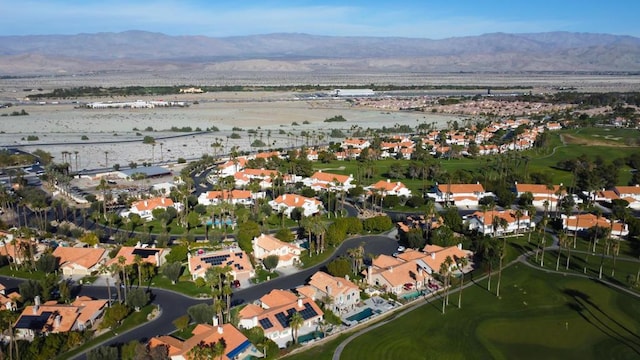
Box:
(346, 307, 375, 322)
(298, 331, 324, 344)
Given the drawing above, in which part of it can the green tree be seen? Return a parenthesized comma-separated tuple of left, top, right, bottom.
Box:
(326, 257, 351, 278)
(126, 288, 149, 311)
(173, 314, 190, 332)
(87, 346, 118, 360)
(187, 303, 216, 324)
(161, 261, 183, 284)
(263, 255, 280, 271)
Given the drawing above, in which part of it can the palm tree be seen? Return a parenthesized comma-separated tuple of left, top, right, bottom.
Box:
(439, 259, 451, 314)
(496, 218, 509, 297)
(556, 231, 568, 271)
(134, 255, 143, 287)
(514, 208, 524, 234)
(117, 255, 128, 302)
(456, 257, 469, 308)
(611, 238, 620, 277)
(290, 311, 304, 344)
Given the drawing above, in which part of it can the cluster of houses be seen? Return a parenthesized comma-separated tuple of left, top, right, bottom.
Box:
(83, 100, 187, 109)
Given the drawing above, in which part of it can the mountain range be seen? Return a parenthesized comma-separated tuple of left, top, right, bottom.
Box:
(1, 31, 640, 75)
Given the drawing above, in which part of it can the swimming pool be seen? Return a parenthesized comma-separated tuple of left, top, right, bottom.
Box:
(298, 331, 324, 344)
(346, 307, 376, 322)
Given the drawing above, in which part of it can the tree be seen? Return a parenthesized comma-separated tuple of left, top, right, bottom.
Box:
(187, 303, 216, 324)
(101, 303, 130, 329)
(326, 257, 351, 278)
(36, 253, 59, 273)
(18, 280, 42, 303)
(456, 257, 469, 308)
(290, 312, 304, 344)
(263, 255, 280, 271)
(173, 314, 190, 332)
(161, 261, 183, 284)
(87, 346, 118, 360)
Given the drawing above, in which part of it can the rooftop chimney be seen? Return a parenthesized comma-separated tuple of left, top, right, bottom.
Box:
(217, 325, 224, 334)
(297, 298, 303, 308)
(54, 315, 61, 328)
(326, 285, 332, 296)
(431, 253, 436, 260)
(213, 315, 219, 326)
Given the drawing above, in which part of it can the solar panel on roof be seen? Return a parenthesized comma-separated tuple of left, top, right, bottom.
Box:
(132, 248, 159, 258)
(14, 312, 53, 329)
(259, 318, 274, 329)
(299, 302, 318, 320)
(275, 312, 289, 328)
(286, 308, 296, 316)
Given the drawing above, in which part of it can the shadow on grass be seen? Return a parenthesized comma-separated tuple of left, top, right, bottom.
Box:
(564, 289, 640, 356)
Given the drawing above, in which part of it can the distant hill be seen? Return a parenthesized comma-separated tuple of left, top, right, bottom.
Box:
(1, 31, 640, 75)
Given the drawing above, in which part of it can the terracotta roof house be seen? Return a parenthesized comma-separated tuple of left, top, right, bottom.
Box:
(14, 296, 107, 339)
(304, 171, 355, 192)
(197, 189, 257, 207)
(0, 283, 20, 311)
(513, 182, 566, 209)
(149, 322, 263, 360)
(613, 185, 640, 209)
(465, 209, 534, 236)
(105, 246, 169, 269)
(430, 183, 487, 206)
(53, 246, 107, 276)
(296, 271, 360, 314)
(122, 197, 182, 221)
(252, 234, 302, 268)
(217, 157, 248, 176)
(562, 213, 629, 237)
(238, 290, 323, 348)
(340, 138, 370, 150)
(268, 194, 322, 218)
(0, 232, 44, 266)
(366, 179, 412, 198)
(188, 248, 254, 282)
(365, 259, 430, 297)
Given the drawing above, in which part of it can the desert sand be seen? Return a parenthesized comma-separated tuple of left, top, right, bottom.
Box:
(0, 94, 461, 168)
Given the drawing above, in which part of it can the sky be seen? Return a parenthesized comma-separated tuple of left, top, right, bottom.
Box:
(1, 0, 639, 38)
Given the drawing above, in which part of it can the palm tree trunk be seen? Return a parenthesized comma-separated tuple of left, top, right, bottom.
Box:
(458, 273, 464, 308)
(496, 256, 503, 297)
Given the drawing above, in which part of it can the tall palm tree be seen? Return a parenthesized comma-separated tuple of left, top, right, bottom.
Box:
(514, 208, 524, 234)
(134, 255, 143, 287)
(456, 257, 469, 308)
(117, 256, 128, 302)
(290, 312, 304, 344)
(556, 231, 568, 271)
(611, 238, 620, 277)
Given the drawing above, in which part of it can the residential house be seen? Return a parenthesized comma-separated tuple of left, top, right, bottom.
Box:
(197, 189, 257, 207)
(149, 322, 263, 360)
(268, 194, 322, 218)
(0, 232, 44, 266)
(105, 246, 169, 269)
(188, 248, 254, 282)
(514, 182, 566, 209)
(252, 234, 302, 268)
(14, 296, 107, 339)
(430, 183, 487, 207)
(465, 209, 533, 236)
(366, 179, 412, 198)
(340, 138, 370, 150)
(613, 185, 640, 209)
(562, 213, 629, 238)
(0, 283, 19, 311)
(304, 171, 355, 192)
(53, 246, 107, 276)
(217, 157, 248, 176)
(234, 168, 279, 189)
(365, 256, 430, 296)
(238, 289, 323, 348)
(122, 197, 182, 221)
(297, 271, 360, 314)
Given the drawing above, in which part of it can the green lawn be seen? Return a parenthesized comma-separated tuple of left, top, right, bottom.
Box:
(329, 265, 640, 360)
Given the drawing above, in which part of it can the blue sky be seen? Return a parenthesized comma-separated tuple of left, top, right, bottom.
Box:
(2, 0, 639, 38)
